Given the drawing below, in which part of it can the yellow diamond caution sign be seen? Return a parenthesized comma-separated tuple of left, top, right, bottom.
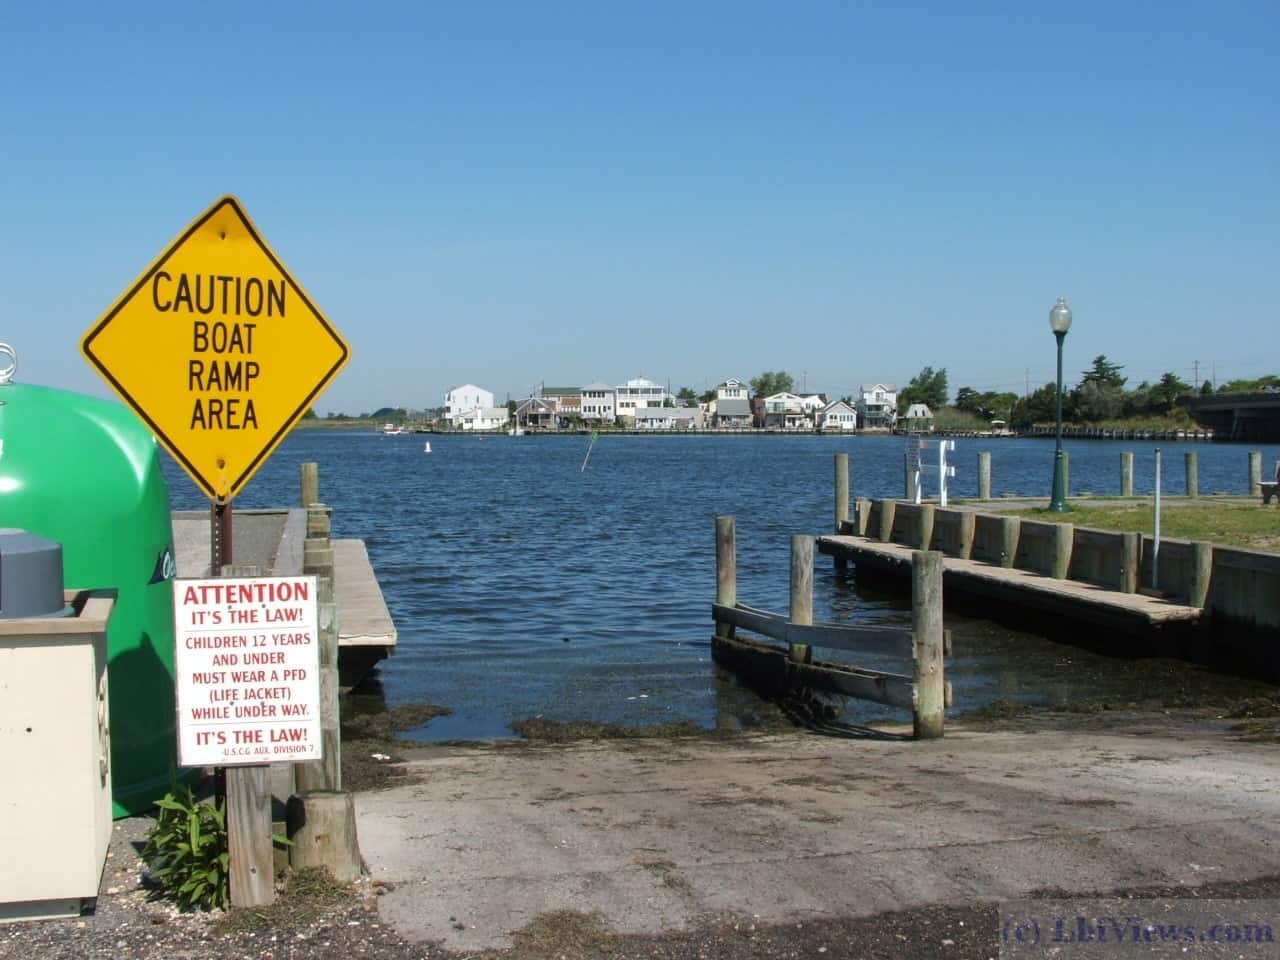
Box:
(81, 196, 350, 501)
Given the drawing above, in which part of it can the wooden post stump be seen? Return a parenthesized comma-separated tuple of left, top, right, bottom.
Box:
(715, 516, 736, 635)
(977, 451, 991, 500)
(1249, 451, 1262, 497)
(854, 497, 871, 536)
(1185, 451, 1199, 498)
(1121, 452, 1134, 497)
(286, 790, 361, 883)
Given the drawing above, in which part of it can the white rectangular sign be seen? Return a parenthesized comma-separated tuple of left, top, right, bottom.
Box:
(174, 576, 322, 767)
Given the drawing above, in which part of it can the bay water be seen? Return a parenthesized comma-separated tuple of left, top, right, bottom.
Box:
(163, 433, 1280, 737)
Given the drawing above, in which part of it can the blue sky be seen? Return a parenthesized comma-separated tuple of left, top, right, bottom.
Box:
(2, 2, 1276, 414)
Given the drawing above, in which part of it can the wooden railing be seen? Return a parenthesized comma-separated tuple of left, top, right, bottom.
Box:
(711, 516, 950, 739)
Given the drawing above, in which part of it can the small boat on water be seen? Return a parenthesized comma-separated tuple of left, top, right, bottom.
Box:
(380, 423, 404, 435)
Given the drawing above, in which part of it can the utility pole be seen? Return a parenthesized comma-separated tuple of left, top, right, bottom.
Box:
(1193, 359, 1200, 386)
(1024, 367, 1030, 399)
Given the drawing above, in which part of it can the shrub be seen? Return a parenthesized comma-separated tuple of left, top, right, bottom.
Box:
(141, 786, 229, 911)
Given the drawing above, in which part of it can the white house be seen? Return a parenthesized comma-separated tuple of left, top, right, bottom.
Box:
(763, 392, 810, 430)
(798, 393, 827, 413)
(443, 383, 494, 423)
(454, 406, 509, 431)
(716, 378, 748, 401)
(820, 399, 858, 431)
(634, 407, 680, 431)
(579, 381, 616, 422)
(857, 384, 897, 430)
(614, 377, 670, 420)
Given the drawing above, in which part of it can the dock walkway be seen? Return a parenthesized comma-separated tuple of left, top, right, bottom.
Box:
(171, 509, 396, 685)
(817, 533, 1202, 635)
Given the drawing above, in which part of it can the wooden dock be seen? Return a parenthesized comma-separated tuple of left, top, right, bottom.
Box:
(171, 508, 397, 688)
(817, 533, 1202, 636)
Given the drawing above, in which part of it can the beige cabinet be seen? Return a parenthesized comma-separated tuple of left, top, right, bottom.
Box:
(0, 592, 114, 922)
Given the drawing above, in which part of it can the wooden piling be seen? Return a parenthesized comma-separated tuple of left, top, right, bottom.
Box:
(854, 497, 871, 536)
(297, 473, 341, 794)
(789, 535, 813, 664)
(834, 453, 849, 533)
(1051, 523, 1073, 580)
(715, 517, 736, 624)
(877, 498, 896, 544)
(917, 504, 935, 551)
(997, 515, 1019, 568)
(977, 451, 991, 500)
(911, 550, 944, 740)
(1250, 451, 1262, 497)
(1120, 532, 1139, 594)
(1185, 451, 1199, 498)
(904, 453, 917, 501)
(228, 764, 274, 907)
(1121, 452, 1134, 497)
(1189, 541, 1213, 608)
(301, 462, 320, 509)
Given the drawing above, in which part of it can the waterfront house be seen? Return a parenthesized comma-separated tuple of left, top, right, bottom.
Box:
(798, 393, 827, 413)
(635, 406, 701, 431)
(579, 382, 616, 422)
(820, 399, 858, 431)
(540, 386, 581, 421)
(443, 384, 495, 423)
(763, 392, 810, 430)
(716, 378, 749, 402)
(713, 396, 752, 428)
(614, 377, 670, 423)
(514, 397, 557, 431)
(454, 406, 510, 431)
(857, 384, 897, 430)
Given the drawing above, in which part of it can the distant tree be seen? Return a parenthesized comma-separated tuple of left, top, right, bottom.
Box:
(371, 406, 405, 421)
(507, 399, 517, 415)
(955, 387, 1018, 421)
(750, 371, 795, 397)
(699, 389, 716, 404)
(1219, 375, 1280, 393)
(663, 397, 676, 408)
(1009, 383, 1058, 428)
(677, 386, 698, 404)
(898, 366, 948, 410)
(1201, 380, 1214, 395)
(1147, 372, 1191, 415)
(302, 407, 318, 419)
(1079, 355, 1126, 389)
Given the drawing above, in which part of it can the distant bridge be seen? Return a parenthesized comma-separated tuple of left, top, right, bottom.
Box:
(1182, 391, 1280, 441)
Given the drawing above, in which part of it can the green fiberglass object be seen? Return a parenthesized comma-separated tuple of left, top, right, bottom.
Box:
(0, 381, 179, 817)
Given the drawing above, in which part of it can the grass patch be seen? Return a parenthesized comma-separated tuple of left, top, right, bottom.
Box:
(1027, 502, 1280, 552)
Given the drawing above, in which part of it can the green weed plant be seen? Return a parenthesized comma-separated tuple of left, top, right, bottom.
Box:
(141, 786, 230, 911)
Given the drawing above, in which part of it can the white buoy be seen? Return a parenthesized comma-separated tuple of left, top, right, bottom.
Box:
(424, 441, 432, 454)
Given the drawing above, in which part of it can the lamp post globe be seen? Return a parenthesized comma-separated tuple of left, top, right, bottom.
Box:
(1048, 297, 1072, 512)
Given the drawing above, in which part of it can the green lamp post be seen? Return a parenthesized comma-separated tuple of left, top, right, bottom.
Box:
(1048, 296, 1073, 512)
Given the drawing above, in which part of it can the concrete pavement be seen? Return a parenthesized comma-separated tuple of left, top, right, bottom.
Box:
(357, 720, 1280, 952)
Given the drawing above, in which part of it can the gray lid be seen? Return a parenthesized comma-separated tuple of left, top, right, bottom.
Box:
(0, 528, 71, 619)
